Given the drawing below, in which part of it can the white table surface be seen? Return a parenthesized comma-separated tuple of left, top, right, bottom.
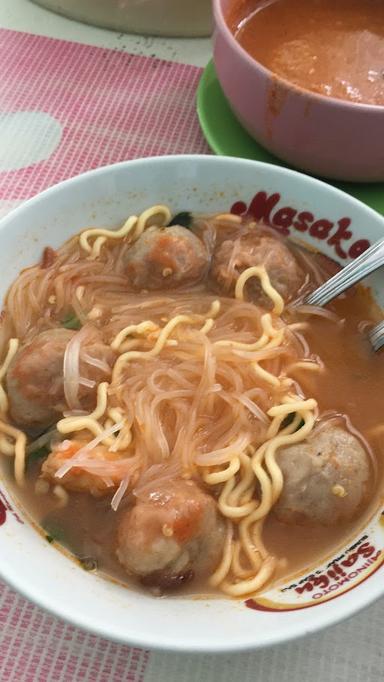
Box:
(0, 0, 212, 67)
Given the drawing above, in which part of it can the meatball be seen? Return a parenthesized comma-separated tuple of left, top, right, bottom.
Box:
(124, 225, 209, 290)
(116, 479, 225, 590)
(7, 328, 114, 432)
(211, 225, 303, 306)
(274, 424, 371, 525)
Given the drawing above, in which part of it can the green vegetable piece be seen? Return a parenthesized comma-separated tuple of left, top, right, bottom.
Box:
(43, 521, 66, 545)
(61, 313, 81, 330)
(27, 445, 50, 468)
(281, 412, 296, 429)
(281, 413, 305, 432)
(168, 211, 192, 229)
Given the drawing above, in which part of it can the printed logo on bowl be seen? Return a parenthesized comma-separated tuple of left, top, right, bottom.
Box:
(230, 190, 371, 260)
(0, 485, 23, 526)
(248, 509, 384, 612)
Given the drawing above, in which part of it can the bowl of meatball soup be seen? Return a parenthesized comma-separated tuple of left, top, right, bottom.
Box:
(0, 155, 383, 652)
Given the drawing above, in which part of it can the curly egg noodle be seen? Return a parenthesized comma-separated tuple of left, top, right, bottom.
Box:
(0, 205, 320, 597)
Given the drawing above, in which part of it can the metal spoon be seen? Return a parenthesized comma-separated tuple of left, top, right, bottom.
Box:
(302, 237, 384, 352)
(368, 320, 384, 352)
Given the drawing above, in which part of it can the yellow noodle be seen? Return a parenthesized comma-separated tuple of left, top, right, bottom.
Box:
(111, 321, 158, 351)
(89, 382, 109, 420)
(57, 414, 123, 448)
(268, 398, 317, 417)
(0, 338, 19, 381)
(75, 285, 85, 301)
(214, 213, 242, 224)
(87, 306, 103, 321)
(202, 457, 240, 485)
(0, 434, 15, 456)
(250, 519, 269, 560)
(59, 382, 109, 437)
(221, 556, 276, 597)
(238, 522, 265, 569)
(261, 313, 280, 337)
(80, 215, 138, 258)
(0, 421, 27, 486)
(218, 477, 258, 519)
(200, 318, 214, 335)
(257, 328, 285, 351)
(246, 444, 274, 521)
(227, 452, 256, 507)
(252, 363, 281, 387)
(133, 205, 172, 239)
(235, 266, 284, 315)
(214, 315, 274, 351)
(231, 542, 255, 579)
(108, 408, 132, 450)
(0, 387, 9, 415)
(112, 314, 194, 382)
(0, 339, 18, 414)
(118, 339, 142, 353)
(209, 522, 234, 587)
(266, 412, 316, 504)
(287, 361, 322, 373)
(206, 300, 221, 318)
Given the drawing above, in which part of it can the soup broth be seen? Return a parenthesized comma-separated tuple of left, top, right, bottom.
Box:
(227, 0, 384, 105)
(0, 207, 383, 598)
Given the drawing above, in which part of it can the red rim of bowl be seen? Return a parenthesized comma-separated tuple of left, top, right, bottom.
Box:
(213, 0, 384, 114)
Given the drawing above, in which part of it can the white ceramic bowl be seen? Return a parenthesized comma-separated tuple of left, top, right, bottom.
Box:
(0, 155, 384, 653)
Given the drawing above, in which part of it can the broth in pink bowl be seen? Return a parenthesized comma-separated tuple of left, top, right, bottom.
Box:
(213, 0, 384, 181)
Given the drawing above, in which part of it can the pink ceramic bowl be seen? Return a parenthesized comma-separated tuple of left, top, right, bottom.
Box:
(213, 0, 384, 182)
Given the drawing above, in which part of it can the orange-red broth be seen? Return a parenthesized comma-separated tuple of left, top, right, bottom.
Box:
(2, 241, 384, 596)
(228, 0, 384, 106)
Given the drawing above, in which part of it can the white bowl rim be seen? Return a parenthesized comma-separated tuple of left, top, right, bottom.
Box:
(1, 558, 383, 654)
(1, 153, 384, 230)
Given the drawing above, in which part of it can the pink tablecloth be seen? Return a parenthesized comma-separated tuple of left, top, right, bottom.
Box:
(0, 28, 208, 207)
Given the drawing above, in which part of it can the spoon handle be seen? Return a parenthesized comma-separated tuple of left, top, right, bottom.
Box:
(304, 238, 384, 307)
(368, 320, 384, 353)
